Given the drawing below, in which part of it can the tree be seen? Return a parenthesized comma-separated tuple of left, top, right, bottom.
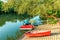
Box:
(1, 0, 60, 19)
(0, 1, 2, 11)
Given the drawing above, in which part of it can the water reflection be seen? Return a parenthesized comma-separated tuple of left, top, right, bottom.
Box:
(0, 20, 23, 40)
(0, 14, 31, 26)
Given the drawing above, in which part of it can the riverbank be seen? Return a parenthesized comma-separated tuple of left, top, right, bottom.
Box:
(0, 14, 30, 40)
(20, 24, 60, 40)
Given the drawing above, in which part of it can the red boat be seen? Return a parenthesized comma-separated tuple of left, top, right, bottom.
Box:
(20, 24, 34, 30)
(25, 30, 51, 37)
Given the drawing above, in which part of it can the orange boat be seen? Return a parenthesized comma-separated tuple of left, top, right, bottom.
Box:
(25, 30, 51, 37)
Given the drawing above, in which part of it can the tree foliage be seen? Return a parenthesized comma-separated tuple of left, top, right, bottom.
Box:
(0, 1, 2, 10)
(1, 0, 60, 20)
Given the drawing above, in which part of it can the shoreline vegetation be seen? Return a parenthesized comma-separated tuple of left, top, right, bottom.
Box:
(0, 0, 60, 20)
(0, 0, 60, 25)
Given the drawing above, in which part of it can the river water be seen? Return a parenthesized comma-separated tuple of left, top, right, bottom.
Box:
(0, 20, 24, 40)
(0, 15, 42, 40)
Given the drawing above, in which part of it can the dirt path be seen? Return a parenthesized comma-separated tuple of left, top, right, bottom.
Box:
(19, 24, 60, 40)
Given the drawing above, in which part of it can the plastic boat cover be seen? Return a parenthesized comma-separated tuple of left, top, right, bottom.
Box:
(29, 16, 42, 26)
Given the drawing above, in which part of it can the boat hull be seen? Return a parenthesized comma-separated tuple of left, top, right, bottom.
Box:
(25, 30, 51, 37)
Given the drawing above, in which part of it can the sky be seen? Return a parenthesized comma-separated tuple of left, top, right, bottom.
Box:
(1, 0, 7, 2)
